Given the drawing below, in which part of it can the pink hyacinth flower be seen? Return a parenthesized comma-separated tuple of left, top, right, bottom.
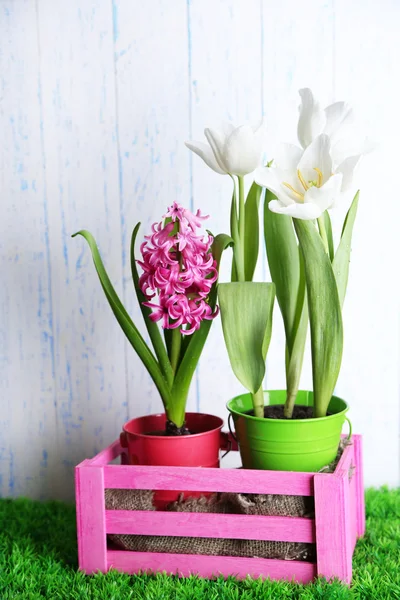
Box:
(139, 202, 218, 335)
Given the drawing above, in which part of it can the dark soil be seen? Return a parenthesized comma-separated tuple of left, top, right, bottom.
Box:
(248, 404, 316, 419)
(145, 420, 191, 436)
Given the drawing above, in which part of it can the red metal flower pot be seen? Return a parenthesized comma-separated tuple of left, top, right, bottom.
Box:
(120, 412, 224, 508)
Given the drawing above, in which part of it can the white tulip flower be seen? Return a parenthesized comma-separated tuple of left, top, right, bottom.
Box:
(297, 88, 371, 190)
(185, 120, 267, 177)
(255, 134, 345, 220)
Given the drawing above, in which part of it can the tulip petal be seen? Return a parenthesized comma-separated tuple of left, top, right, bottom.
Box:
(303, 173, 343, 212)
(297, 134, 332, 184)
(331, 135, 373, 167)
(269, 199, 322, 220)
(185, 140, 226, 175)
(297, 88, 326, 149)
(324, 101, 354, 139)
(274, 143, 303, 171)
(223, 125, 262, 176)
(335, 155, 362, 192)
(255, 166, 294, 206)
(221, 121, 236, 137)
(204, 127, 229, 172)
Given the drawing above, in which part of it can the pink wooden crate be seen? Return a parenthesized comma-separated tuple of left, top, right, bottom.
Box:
(75, 433, 365, 584)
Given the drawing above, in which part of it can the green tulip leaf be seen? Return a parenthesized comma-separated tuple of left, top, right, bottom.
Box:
(293, 219, 343, 417)
(244, 181, 262, 281)
(264, 191, 308, 416)
(322, 210, 335, 262)
(218, 281, 275, 396)
(332, 191, 359, 307)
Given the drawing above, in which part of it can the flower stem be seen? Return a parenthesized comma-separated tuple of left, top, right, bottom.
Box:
(252, 386, 265, 418)
(238, 175, 246, 280)
(229, 175, 245, 281)
(170, 327, 182, 375)
(317, 216, 329, 255)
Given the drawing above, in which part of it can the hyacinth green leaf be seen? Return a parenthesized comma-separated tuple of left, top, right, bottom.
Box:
(72, 230, 171, 407)
(170, 233, 233, 426)
(244, 181, 262, 281)
(322, 210, 335, 262)
(130, 223, 174, 387)
(263, 191, 308, 416)
(293, 219, 343, 418)
(218, 282, 275, 395)
(332, 191, 359, 307)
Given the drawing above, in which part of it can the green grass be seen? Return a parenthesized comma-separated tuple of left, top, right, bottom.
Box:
(0, 488, 399, 599)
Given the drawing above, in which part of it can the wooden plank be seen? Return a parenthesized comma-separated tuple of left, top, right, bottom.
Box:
(188, 0, 265, 417)
(75, 463, 107, 573)
(333, 0, 400, 488)
(106, 510, 315, 543)
(349, 473, 357, 552)
(36, 0, 127, 499)
(334, 441, 354, 478)
(107, 550, 316, 582)
(88, 440, 122, 466)
(112, 0, 193, 418)
(314, 471, 352, 584)
(0, 0, 59, 499)
(103, 464, 314, 495)
(352, 435, 365, 537)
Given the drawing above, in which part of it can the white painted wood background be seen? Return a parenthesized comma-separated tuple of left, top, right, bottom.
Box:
(1, 0, 399, 500)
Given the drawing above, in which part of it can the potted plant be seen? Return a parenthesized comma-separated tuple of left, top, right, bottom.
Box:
(186, 89, 366, 472)
(73, 202, 231, 504)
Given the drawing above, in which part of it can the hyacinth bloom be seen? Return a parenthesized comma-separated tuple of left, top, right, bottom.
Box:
(138, 202, 218, 335)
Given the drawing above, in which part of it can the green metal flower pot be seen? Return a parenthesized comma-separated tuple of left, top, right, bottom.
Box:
(226, 390, 351, 472)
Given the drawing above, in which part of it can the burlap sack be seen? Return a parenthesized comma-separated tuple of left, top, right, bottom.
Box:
(104, 441, 347, 561)
(105, 490, 313, 560)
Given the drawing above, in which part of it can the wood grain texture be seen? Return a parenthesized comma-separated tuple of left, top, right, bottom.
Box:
(88, 439, 122, 465)
(349, 472, 357, 552)
(106, 549, 317, 582)
(353, 435, 366, 537)
(103, 463, 314, 495)
(0, 0, 399, 499)
(188, 0, 265, 418)
(35, 0, 128, 500)
(0, 0, 59, 499)
(314, 471, 353, 584)
(75, 462, 107, 574)
(76, 439, 360, 580)
(332, 0, 400, 488)
(105, 510, 315, 542)
(112, 0, 194, 419)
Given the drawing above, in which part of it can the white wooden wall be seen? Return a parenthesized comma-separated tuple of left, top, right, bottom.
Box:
(1, 0, 399, 500)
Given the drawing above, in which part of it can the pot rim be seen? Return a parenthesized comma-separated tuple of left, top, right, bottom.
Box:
(123, 411, 224, 439)
(226, 390, 349, 424)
